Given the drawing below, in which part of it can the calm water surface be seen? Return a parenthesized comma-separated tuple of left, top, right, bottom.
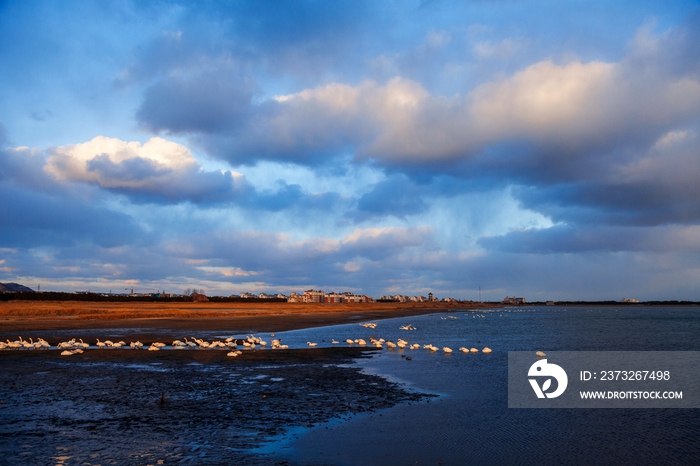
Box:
(265, 306, 700, 465)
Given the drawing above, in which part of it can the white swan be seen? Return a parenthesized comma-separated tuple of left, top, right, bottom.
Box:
(443, 347, 453, 353)
(307, 341, 318, 347)
(482, 347, 492, 353)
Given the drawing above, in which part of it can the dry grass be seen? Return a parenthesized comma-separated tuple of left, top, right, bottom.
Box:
(0, 300, 481, 321)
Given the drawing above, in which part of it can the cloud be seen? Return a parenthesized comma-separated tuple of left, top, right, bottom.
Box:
(163, 225, 436, 288)
(480, 224, 700, 254)
(192, 46, 699, 174)
(0, 184, 143, 248)
(136, 70, 255, 134)
(44, 136, 245, 204)
(178, 20, 700, 228)
(473, 38, 524, 59)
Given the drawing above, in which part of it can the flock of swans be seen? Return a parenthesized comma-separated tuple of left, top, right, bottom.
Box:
(0, 318, 492, 357)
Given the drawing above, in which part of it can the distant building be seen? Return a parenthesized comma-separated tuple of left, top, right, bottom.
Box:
(287, 289, 376, 303)
(546, 301, 555, 306)
(191, 293, 208, 302)
(621, 298, 639, 303)
(502, 296, 526, 305)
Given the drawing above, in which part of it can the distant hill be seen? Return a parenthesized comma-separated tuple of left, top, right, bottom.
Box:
(0, 282, 34, 293)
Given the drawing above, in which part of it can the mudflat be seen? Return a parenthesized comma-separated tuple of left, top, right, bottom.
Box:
(0, 347, 434, 465)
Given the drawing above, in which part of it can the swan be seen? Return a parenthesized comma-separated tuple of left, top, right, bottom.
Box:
(470, 347, 479, 353)
(346, 339, 354, 344)
(60, 350, 74, 356)
(482, 347, 492, 353)
(443, 347, 453, 353)
(307, 341, 318, 347)
(459, 347, 469, 353)
(148, 344, 160, 351)
(96, 339, 106, 348)
(536, 351, 546, 357)
(331, 339, 339, 344)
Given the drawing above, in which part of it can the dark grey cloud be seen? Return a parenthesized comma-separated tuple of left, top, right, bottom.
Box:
(0, 185, 143, 248)
(137, 71, 255, 134)
(479, 224, 700, 254)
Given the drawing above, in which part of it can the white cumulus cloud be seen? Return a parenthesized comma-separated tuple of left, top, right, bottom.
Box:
(44, 136, 245, 204)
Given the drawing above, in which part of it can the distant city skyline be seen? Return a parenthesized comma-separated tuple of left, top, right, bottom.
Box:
(1, 1, 699, 300)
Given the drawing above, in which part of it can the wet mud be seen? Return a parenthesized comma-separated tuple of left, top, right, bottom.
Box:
(0, 348, 432, 465)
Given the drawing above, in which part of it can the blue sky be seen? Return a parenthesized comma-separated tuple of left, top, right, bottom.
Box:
(1, 0, 699, 300)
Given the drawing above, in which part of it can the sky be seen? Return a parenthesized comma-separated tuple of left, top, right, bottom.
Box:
(1, 0, 699, 301)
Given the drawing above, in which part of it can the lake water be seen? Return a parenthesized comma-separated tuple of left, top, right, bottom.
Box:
(260, 306, 700, 465)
